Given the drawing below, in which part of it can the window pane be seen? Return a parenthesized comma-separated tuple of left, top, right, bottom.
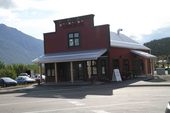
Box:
(52, 69, 55, 76)
(47, 69, 51, 76)
(93, 67, 97, 74)
(102, 66, 105, 74)
(75, 38, 80, 46)
(74, 33, 79, 37)
(69, 39, 74, 46)
(69, 33, 73, 38)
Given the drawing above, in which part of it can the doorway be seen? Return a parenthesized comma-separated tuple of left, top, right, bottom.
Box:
(57, 62, 70, 82)
(73, 61, 87, 81)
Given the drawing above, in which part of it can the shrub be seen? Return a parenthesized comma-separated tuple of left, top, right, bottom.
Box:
(0, 61, 5, 69)
(0, 68, 17, 79)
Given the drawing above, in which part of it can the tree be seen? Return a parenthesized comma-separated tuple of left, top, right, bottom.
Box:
(0, 68, 16, 79)
(0, 61, 5, 69)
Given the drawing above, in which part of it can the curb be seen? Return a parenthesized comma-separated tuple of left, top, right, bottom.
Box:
(0, 84, 36, 94)
(128, 84, 170, 87)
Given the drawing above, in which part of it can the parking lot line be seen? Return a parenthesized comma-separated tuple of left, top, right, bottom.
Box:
(92, 110, 110, 113)
(68, 100, 85, 106)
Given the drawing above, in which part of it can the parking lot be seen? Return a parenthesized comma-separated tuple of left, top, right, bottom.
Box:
(0, 79, 170, 113)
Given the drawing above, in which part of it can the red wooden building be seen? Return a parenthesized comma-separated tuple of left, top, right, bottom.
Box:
(33, 14, 156, 83)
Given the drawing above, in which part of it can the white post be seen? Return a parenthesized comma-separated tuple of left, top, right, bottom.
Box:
(54, 63, 58, 83)
(70, 62, 74, 83)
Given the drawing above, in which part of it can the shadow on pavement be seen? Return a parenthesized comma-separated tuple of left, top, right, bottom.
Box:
(11, 77, 149, 99)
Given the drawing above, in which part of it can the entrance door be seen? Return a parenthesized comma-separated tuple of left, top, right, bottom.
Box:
(112, 58, 120, 69)
(73, 62, 87, 81)
(132, 59, 144, 75)
(57, 62, 70, 82)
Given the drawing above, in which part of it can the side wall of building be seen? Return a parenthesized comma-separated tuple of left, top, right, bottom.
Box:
(108, 47, 152, 80)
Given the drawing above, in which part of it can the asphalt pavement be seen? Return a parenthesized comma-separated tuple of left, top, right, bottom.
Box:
(1, 76, 170, 94)
(0, 77, 170, 113)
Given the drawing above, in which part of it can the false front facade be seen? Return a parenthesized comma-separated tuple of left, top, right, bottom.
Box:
(33, 14, 156, 83)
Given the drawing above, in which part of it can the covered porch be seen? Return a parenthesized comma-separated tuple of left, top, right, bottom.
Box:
(33, 49, 108, 83)
(131, 50, 156, 76)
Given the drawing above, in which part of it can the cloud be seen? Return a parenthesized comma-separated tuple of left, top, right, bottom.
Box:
(13, 8, 56, 20)
(142, 25, 170, 43)
(0, 0, 15, 9)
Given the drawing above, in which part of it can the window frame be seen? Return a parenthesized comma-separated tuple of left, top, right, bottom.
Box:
(68, 32, 80, 47)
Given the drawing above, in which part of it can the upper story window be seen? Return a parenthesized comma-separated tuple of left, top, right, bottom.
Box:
(68, 32, 80, 47)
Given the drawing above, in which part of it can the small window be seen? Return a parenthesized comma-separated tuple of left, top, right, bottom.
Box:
(68, 32, 80, 47)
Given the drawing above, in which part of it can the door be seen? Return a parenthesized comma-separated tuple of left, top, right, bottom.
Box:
(57, 62, 70, 82)
(73, 61, 87, 81)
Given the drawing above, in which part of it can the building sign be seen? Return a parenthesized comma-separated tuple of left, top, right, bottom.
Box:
(112, 69, 122, 82)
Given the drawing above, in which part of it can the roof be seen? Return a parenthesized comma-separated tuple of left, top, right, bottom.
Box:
(131, 50, 156, 59)
(32, 49, 107, 64)
(110, 32, 150, 50)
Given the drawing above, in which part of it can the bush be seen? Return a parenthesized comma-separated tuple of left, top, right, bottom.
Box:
(0, 68, 17, 79)
(0, 60, 39, 79)
(0, 61, 5, 69)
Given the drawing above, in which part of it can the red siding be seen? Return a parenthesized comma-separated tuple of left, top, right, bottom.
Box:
(44, 15, 110, 54)
(108, 47, 152, 79)
(108, 47, 132, 78)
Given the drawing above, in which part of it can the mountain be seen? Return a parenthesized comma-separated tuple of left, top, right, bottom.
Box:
(142, 26, 170, 43)
(0, 24, 43, 64)
(144, 37, 170, 56)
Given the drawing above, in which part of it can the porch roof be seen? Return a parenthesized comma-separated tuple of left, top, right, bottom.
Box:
(32, 49, 107, 64)
(131, 50, 156, 59)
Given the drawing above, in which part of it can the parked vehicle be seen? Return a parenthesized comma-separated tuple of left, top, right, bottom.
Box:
(16, 76, 35, 84)
(165, 101, 170, 113)
(0, 77, 17, 87)
(35, 74, 46, 81)
(19, 73, 30, 77)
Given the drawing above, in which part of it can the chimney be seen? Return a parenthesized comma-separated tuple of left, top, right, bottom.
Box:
(117, 28, 123, 35)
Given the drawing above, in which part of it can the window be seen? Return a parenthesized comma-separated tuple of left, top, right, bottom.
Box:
(92, 61, 97, 75)
(112, 58, 120, 69)
(68, 32, 80, 47)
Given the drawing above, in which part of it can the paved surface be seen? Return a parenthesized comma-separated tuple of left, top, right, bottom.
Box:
(0, 78, 170, 113)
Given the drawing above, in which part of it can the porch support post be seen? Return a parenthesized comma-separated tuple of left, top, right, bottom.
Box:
(70, 62, 74, 83)
(54, 63, 58, 83)
(144, 59, 148, 75)
(151, 59, 155, 75)
(39, 63, 42, 83)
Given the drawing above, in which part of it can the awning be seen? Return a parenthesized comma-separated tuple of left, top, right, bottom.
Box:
(33, 49, 107, 63)
(131, 50, 156, 59)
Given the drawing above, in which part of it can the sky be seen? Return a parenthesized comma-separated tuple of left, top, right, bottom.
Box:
(1, 0, 170, 43)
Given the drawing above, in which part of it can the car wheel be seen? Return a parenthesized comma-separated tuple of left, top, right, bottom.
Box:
(3, 83, 7, 87)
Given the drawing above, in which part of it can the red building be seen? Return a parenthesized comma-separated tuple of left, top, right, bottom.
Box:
(33, 14, 156, 83)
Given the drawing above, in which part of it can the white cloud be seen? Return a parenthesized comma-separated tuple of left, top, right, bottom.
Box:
(1, 0, 170, 42)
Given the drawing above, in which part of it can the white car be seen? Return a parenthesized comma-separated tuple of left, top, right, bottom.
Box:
(16, 76, 35, 84)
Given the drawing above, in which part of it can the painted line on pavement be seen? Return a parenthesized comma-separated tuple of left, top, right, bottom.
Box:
(68, 100, 85, 106)
(92, 110, 110, 113)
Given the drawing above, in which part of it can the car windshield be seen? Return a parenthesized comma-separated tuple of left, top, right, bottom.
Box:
(17, 76, 31, 80)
